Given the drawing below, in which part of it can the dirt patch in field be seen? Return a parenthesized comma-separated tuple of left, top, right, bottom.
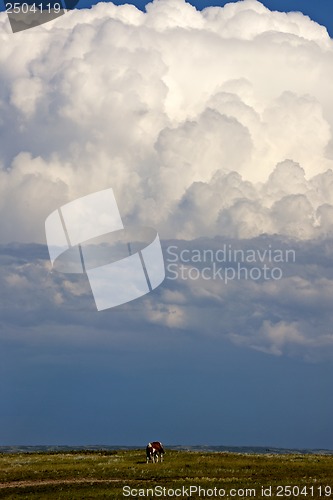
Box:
(0, 478, 137, 489)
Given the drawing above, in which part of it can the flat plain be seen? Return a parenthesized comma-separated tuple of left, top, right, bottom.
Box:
(0, 449, 332, 499)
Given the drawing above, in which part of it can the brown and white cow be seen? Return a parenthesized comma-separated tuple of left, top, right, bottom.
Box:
(146, 441, 165, 463)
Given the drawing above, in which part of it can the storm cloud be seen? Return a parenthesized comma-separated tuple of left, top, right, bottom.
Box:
(0, 0, 333, 242)
(0, 0, 333, 359)
(1, 1, 333, 451)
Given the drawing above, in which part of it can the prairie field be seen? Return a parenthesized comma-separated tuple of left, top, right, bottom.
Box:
(0, 449, 332, 499)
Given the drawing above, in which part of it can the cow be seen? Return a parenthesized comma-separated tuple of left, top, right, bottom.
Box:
(146, 441, 165, 463)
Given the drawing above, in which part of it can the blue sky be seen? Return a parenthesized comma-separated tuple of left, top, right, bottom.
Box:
(0, 0, 333, 451)
(1, 0, 333, 36)
(2, 321, 332, 447)
(72, 0, 333, 36)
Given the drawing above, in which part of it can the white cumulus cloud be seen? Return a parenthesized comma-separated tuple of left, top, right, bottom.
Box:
(1, 0, 333, 360)
(0, 0, 332, 242)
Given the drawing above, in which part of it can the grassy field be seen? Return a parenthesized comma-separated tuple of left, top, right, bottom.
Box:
(0, 449, 332, 499)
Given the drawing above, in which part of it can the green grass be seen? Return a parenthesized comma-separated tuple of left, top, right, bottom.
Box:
(0, 449, 332, 499)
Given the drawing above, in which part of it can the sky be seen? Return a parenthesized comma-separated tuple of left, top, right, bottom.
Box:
(0, 0, 333, 450)
(75, 0, 333, 37)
